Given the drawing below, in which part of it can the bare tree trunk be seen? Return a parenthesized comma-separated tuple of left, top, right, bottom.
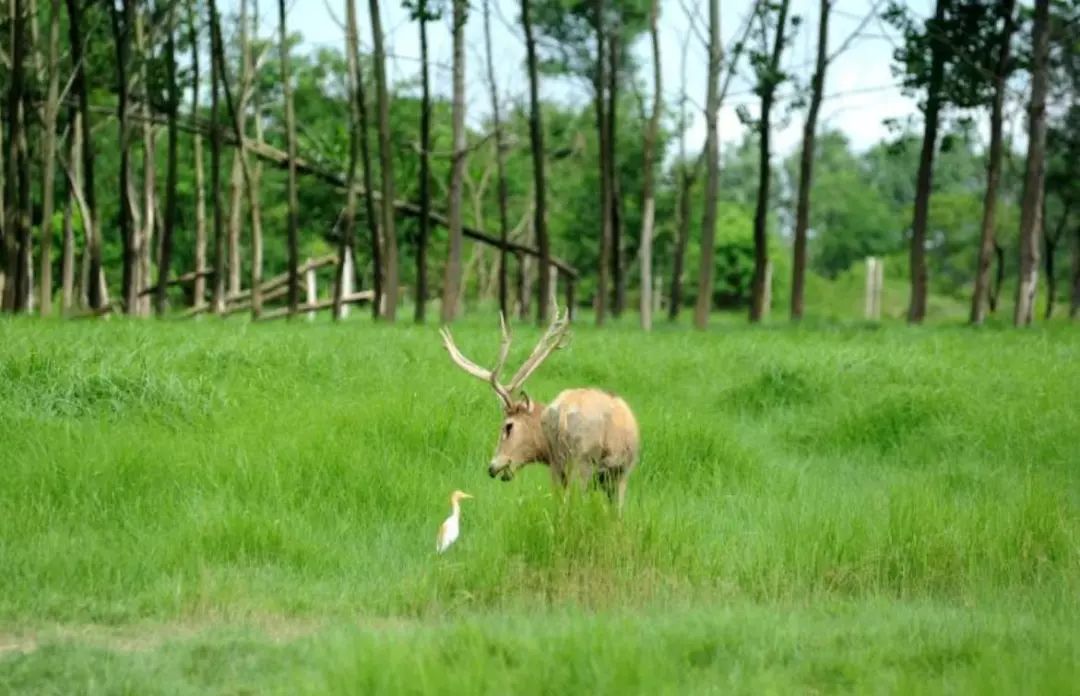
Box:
(1014, 0, 1050, 327)
(188, 0, 207, 310)
(441, 0, 468, 322)
(483, 0, 510, 319)
(37, 0, 61, 315)
(226, 0, 251, 300)
(278, 0, 300, 316)
(3, 0, 31, 313)
(608, 25, 624, 318)
(110, 0, 136, 313)
(249, 0, 264, 318)
(137, 9, 156, 316)
(791, 0, 829, 321)
(750, 0, 790, 323)
(66, 0, 101, 309)
(639, 0, 660, 330)
(907, 0, 947, 324)
(971, 0, 1015, 325)
(693, 0, 721, 330)
(1071, 224, 1080, 319)
(335, 0, 362, 320)
(414, 0, 432, 322)
(369, 0, 398, 320)
(1044, 207, 1067, 320)
(594, 0, 611, 325)
(157, 0, 179, 315)
(352, 2, 381, 320)
(209, 0, 227, 314)
(522, 0, 550, 322)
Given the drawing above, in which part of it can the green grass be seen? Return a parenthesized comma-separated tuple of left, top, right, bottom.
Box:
(1, 316, 1078, 693)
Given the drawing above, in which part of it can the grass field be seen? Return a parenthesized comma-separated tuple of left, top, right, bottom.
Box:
(1, 315, 1078, 694)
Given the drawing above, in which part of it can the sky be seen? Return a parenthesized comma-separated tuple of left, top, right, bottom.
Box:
(250, 0, 937, 158)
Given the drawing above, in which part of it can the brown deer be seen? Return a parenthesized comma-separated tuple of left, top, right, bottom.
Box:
(440, 306, 640, 509)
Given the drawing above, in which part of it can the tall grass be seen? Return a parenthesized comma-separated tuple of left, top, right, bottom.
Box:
(0, 317, 1077, 692)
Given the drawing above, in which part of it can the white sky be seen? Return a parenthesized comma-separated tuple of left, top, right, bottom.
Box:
(250, 0, 936, 157)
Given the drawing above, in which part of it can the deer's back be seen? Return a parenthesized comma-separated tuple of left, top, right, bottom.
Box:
(541, 388, 639, 471)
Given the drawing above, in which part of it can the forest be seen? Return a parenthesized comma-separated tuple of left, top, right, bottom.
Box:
(1, 0, 1077, 327)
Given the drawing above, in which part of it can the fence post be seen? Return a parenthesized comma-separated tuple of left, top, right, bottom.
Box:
(761, 260, 773, 318)
(865, 257, 884, 320)
(306, 260, 317, 322)
(340, 246, 354, 319)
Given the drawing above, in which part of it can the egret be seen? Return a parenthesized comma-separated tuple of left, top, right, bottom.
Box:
(436, 490, 474, 553)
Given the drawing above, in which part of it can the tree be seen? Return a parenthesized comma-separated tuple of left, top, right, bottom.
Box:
(209, 0, 228, 314)
(278, 0, 300, 316)
(37, 0, 61, 315)
(369, 0, 398, 320)
(441, 0, 468, 322)
(226, 0, 253, 299)
(157, 0, 180, 316)
(405, 0, 438, 322)
(638, 0, 660, 330)
(790, 0, 829, 321)
(3, 0, 31, 312)
(483, 0, 511, 319)
(1014, 0, 1050, 326)
(748, 0, 792, 323)
(594, 0, 612, 324)
(335, 0, 363, 321)
(109, 0, 137, 313)
(970, 0, 1016, 325)
(522, 0, 551, 322)
(693, 0, 721, 330)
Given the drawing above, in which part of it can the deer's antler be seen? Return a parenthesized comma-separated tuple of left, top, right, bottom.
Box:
(506, 301, 570, 394)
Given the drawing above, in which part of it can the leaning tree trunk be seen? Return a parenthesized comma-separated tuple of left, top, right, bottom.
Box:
(441, 0, 468, 323)
(37, 0, 61, 315)
(335, 0, 362, 320)
(109, 0, 136, 313)
(639, 0, 660, 330)
(971, 0, 1016, 325)
(157, 0, 179, 315)
(1014, 0, 1050, 327)
(187, 0, 208, 310)
(414, 0, 432, 322)
(791, 0, 829, 321)
(65, 0, 101, 309)
(209, 0, 227, 314)
(908, 0, 948, 324)
(522, 0, 551, 322)
(750, 0, 790, 323)
(484, 0, 511, 319)
(369, 0, 398, 320)
(693, 0, 721, 330)
(593, 0, 611, 325)
(277, 0, 300, 316)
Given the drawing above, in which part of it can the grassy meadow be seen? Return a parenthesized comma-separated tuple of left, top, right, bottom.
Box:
(0, 315, 1078, 693)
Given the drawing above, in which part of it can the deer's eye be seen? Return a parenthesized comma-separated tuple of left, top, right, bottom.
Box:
(504, 422, 513, 437)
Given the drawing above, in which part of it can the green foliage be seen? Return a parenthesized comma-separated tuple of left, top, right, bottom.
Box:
(0, 320, 1078, 692)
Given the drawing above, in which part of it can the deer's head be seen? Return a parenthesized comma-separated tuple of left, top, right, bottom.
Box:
(440, 307, 570, 481)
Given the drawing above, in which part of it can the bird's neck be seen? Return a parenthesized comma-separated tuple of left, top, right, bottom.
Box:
(450, 500, 460, 517)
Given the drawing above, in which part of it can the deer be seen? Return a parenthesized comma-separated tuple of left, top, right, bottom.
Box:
(439, 305, 640, 510)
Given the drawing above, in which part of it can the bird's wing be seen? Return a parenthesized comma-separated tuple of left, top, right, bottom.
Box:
(436, 519, 450, 553)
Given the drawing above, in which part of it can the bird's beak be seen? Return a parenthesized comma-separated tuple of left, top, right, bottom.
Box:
(461, 493, 474, 499)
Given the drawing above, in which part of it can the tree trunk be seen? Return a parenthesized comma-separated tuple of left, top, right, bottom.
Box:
(109, 0, 136, 313)
(60, 124, 75, 312)
(187, 0, 207, 311)
(639, 0, 660, 330)
(791, 0, 829, 321)
(336, 0, 362, 321)
(209, 0, 228, 314)
(1014, 0, 1050, 327)
(669, 32, 694, 322)
(3, 0, 31, 313)
(65, 0, 101, 309)
(990, 240, 1004, 313)
(908, 0, 948, 324)
(594, 0, 611, 325)
(414, 2, 431, 323)
(278, 0, 300, 316)
(522, 0, 550, 322)
(608, 26, 624, 318)
(369, 0, 398, 320)
(157, 0, 179, 316)
(484, 0, 511, 319)
(441, 0, 468, 322)
(353, 3, 381, 320)
(1071, 224, 1080, 319)
(750, 0, 790, 323)
(137, 9, 156, 316)
(970, 0, 1015, 325)
(248, 0, 264, 318)
(37, 0, 61, 315)
(227, 0, 251, 300)
(693, 0, 721, 330)
(1043, 202, 1069, 320)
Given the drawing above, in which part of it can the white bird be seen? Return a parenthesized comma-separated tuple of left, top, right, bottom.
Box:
(436, 490, 474, 553)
